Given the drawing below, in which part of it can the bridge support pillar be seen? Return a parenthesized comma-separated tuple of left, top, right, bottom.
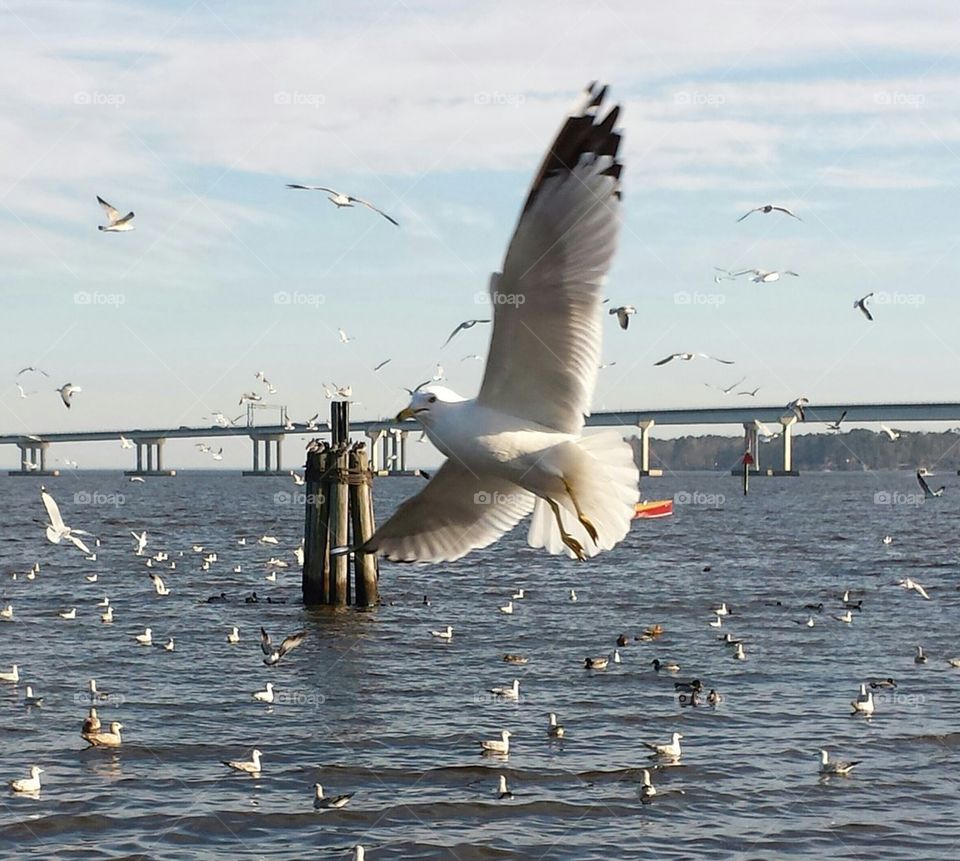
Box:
(732, 421, 768, 475)
(8, 440, 59, 476)
(365, 429, 386, 471)
(244, 434, 286, 476)
(775, 416, 800, 476)
(636, 420, 662, 477)
(125, 438, 175, 477)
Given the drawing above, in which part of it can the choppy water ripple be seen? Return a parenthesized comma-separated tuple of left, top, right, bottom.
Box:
(0, 470, 958, 859)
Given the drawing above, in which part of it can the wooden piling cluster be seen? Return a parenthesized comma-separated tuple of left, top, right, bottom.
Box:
(301, 403, 379, 607)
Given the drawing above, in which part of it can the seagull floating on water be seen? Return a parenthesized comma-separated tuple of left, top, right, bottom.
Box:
(313, 783, 355, 810)
(497, 774, 514, 799)
(84, 721, 123, 747)
(547, 713, 565, 738)
(252, 682, 275, 703)
(135, 628, 152, 645)
(222, 748, 262, 774)
(430, 625, 453, 640)
(480, 730, 511, 755)
(0, 665, 19, 683)
(819, 749, 860, 776)
(8, 766, 42, 793)
(644, 732, 683, 758)
(490, 679, 520, 700)
(639, 768, 656, 801)
(851, 684, 875, 716)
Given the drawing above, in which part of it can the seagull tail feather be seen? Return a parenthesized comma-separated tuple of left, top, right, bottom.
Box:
(526, 431, 639, 558)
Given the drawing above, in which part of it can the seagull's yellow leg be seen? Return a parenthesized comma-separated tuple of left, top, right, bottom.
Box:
(547, 497, 586, 561)
(562, 479, 599, 545)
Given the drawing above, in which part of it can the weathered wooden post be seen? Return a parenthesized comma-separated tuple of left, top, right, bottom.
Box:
(349, 445, 380, 606)
(301, 402, 379, 607)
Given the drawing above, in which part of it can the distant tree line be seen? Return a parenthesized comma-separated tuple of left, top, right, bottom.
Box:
(629, 429, 960, 472)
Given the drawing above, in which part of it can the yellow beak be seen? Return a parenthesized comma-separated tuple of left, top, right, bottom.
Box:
(395, 407, 416, 422)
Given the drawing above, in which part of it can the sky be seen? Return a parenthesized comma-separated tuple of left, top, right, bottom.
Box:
(3, 0, 960, 470)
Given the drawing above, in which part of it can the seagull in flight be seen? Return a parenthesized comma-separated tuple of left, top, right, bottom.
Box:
(916, 470, 944, 499)
(879, 424, 900, 441)
(361, 83, 639, 563)
(608, 305, 636, 330)
(854, 293, 874, 321)
(15, 384, 36, 399)
(286, 185, 399, 226)
(827, 410, 847, 431)
(461, 353, 483, 362)
(737, 386, 760, 397)
(443, 319, 491, 347)
(655, 352, 734, 366)
(56, 383, 81, 409)
(40, 486, 93, 555)
(737, 204, 802, 222)
(786, 397, 809, 421)
(96, 196, 135, 232)
(373, 359, 392, 371)
(260, 627, 307, 666)
(705, 376, 746, 395)
(238, 392, 262, 406)
(734, 268, 799, 283)
(338, 328, 354, 344)
(897, 577, 931, 600)
(17, 366, 49, 377)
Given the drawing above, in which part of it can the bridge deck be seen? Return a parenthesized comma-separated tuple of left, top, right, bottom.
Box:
(1, 402, 957, 445)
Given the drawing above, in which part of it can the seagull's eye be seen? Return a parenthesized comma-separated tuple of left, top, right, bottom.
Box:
(428, 395, 437, 403)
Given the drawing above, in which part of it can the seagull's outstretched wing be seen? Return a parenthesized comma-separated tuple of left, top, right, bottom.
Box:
(475, 83, 622, 435)
(40, 487, 65, 532)
(917, 471, 933, 496)
(259, 627, 274, 656)
(97, 196, 121, 223)
(286, 184, 340, 194)
(348, 197, 399, 227)
(362, 461, 535, 563)
(277, 631, 307, 658)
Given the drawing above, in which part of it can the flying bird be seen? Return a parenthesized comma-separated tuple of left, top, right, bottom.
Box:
(786, 397, 809, 421)
(608, 305, 636, 330)
(56, 383, 81, 409)
(827, 410, 847, 431)
(916, 470, 945, 499)
(286, 185, 398, 226)
(443, 319, 491, 347)
(17, 366, 49, 377)
(705, 377, 746, 395)
(40, 486, 93, 555)
(737, 386, 761, 397)
(733, 269, 799, 283)
(361, 83, 638, 563)
(96, 196, 135, 232)
(373, 359, 392, 371)
(737, 204, 802, 222)
(879, 424, 900, 441)
(655, 353, 734, 366)
(260, 627, 307, 666)
(238, 392, 262, 406)
(854, 293, 874, 321)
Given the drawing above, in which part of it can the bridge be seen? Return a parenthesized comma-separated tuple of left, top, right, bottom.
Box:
(2, 401, 958, 477)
